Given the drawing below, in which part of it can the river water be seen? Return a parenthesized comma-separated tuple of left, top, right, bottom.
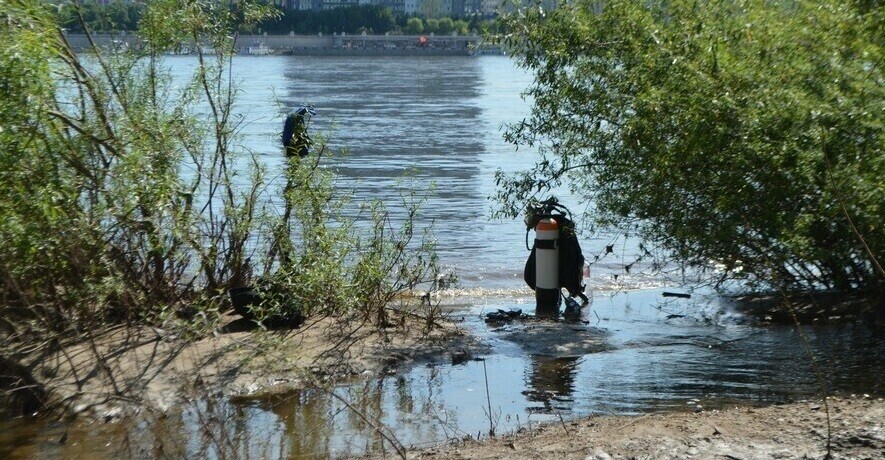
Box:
(1, 56, 882, 459)
(167, 54, 660, 295)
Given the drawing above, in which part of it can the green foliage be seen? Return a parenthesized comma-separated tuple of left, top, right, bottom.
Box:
(436, 17, 454, 35)
(496, 0, 883, 292)
(139, 0, 278, 54)
(57, 1, 143, 33)
(405, 17, 424, 35)
(259, 5, 398, 35)
(0, 0, 439, 348)
(419, 18, 432, 32)
(253, 151, 440, 326)
(453, 19, 470, 36)
(52, 2, 487, 37)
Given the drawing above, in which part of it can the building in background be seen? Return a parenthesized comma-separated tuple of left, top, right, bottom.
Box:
(321, 0, 361, 9)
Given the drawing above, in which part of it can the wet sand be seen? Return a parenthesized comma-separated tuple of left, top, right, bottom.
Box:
(412, 396, 884, 460)
(30, 311, 479, 419)
(5, 290, 881, 458)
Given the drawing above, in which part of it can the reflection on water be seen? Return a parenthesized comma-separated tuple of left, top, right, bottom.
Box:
(2, 57, 882, 458)
(3, 289, 882, 459)
(217, 56, 541, 294)
(164, 55, 663, 293)
(524, 356, 581, 413)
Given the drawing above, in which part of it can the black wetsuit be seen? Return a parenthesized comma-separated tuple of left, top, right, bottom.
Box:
(282, 112, 310, 158)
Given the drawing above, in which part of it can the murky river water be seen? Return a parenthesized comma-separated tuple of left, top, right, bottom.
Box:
(1, 56, 882, 459)
(164, 54, 661, 294)
(4, 289, 882, 458)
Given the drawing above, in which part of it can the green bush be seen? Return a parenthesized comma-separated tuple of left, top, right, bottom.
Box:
(496, 0, 883, 292)
(436, 17, 454, 35)
(405, 17, 424, 35)
(256, 150, 439, 326)
(0, 0, 440, 346)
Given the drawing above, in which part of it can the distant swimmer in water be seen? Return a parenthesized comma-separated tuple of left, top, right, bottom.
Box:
(282, 105, 316, 158)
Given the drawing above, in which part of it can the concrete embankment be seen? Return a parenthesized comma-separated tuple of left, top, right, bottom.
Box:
(62, 33, 499, 56)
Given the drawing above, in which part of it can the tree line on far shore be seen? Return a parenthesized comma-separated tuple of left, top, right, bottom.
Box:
(260, 6, 497, 35)
(57, 2, 498, 36)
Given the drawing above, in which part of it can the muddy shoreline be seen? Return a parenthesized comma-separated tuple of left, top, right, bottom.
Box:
(2, 288, 882, 458)
(13, 287, 880, 421)
(10, 310, 483, 421)
(411, 396, 884, 459)
(4, 288, 880, 418)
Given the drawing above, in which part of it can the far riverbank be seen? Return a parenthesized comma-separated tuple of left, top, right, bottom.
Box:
(62, 33, 503, 56)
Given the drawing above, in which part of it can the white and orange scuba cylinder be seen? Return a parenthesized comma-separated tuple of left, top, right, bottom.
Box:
(534, 218, 561, 317)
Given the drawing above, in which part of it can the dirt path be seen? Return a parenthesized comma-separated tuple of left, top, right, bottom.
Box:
(412, 396, 883, 460)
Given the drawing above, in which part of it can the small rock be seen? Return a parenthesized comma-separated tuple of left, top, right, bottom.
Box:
(586, 448, 612, 460)
(102, 406, 123, 422)
(809, 404, 821, 411)
(451, 350, 470, 365)
(713, 425, 724, 436)
(847, 435, 874, 447)
(484, 309, 522, 324)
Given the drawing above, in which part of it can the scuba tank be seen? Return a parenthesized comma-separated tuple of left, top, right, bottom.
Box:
(523, 197, 589, 306)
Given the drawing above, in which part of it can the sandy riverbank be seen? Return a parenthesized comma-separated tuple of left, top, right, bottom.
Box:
(409, 396, 883, 460)
(29, 310, 480, 419)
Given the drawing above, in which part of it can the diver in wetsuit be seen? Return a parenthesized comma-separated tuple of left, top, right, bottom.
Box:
(282, 105, 315, 158)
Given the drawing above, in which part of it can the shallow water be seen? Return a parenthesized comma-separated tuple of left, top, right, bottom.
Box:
(2, 56, 882, 458)
(3, 289, 882, 459)
(165, 55, 663, 294)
